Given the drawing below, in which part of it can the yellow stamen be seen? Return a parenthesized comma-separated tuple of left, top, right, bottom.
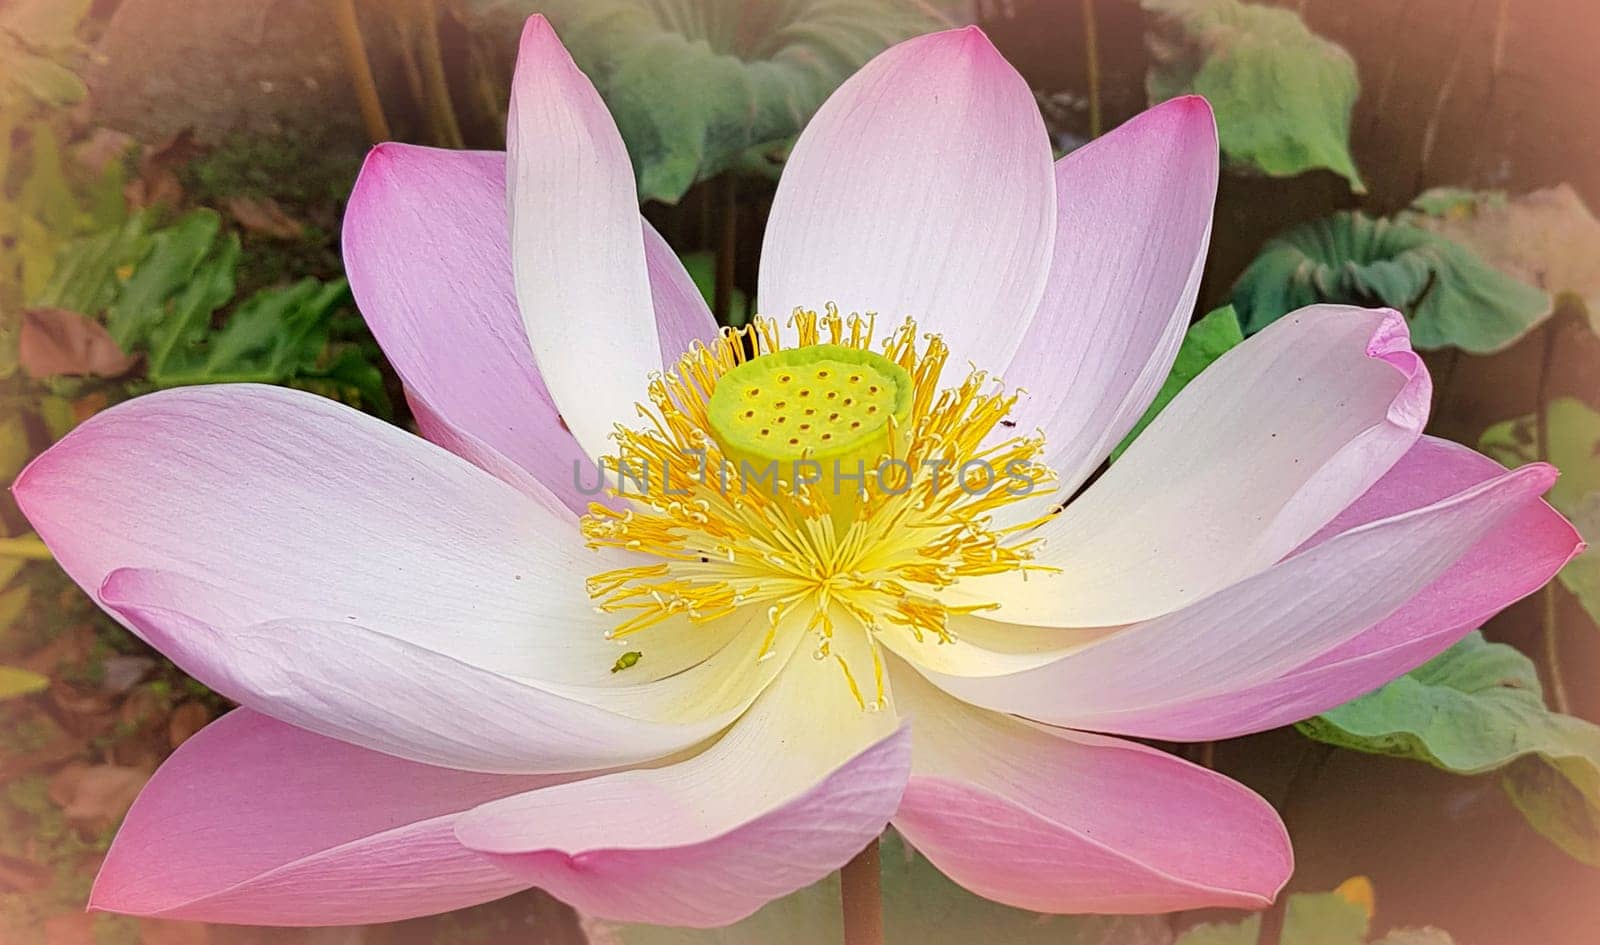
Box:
(581, 305, 1059, 706)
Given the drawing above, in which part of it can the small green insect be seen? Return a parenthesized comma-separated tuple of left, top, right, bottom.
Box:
(610, 651, 643, 673)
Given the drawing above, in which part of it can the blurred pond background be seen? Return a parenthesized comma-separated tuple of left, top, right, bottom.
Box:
(3, 1, 1599, 943)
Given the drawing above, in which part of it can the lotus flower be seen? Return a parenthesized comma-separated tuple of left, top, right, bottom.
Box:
(14, 15, 1581, 930)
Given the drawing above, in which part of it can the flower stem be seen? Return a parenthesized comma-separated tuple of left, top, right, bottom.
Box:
(1257, 741, 1335, 945)
(416, 0, 465, 149)
(332, 0, 392, 143)
(1542, 583, 1572, 714)
(840, 836, 883, 945)
(1081, 0, 1103, 138)
(1534, 317, 1571, 715)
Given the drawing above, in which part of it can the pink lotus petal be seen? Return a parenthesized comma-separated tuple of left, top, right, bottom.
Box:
(1002, 96, 1218, 498)
(1099, 436, 1584, 740)
(92, 708, 563, 925)
(508, 16, 660, 462)
(404, 388, 577, 519)
(890, 664, 1289, 913)
(642, 219, 720, 361)
(12, 384, 622, 684)
(100, 568, 767, 774)
(454, 650, 912, 927)
(344, 144, 715, 513)
(758, 26, 1055, 376)
(918, 460, 1558, 730)
(964, 304, 1432, 627)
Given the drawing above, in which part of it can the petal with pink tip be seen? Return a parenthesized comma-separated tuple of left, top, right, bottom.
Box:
(1002, 96, 1218, 497)
(758, 26, 1055, 375)
(508, 16, 660, 462)
(965, 304, 1431, 627)
(343, 144, 714, 512)
(99, 569, 773, 774)
(918, 461, 1558, 731)
(889, 664, 1289, 913)
(454, 647, 912, 928)
(92, 709, 562, 925)
(1094, 437, 1583, 740)
(12, 384, 623, 684)
(405, 388, 576, 518)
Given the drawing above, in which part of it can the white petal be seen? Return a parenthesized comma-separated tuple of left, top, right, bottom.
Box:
(758, 27, 1055, 375)
(963, 305, 1430, 626)
(507, 16, 659, 461)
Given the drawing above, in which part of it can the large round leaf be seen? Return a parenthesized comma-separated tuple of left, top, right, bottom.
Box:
(1174, 889, 1368, 945)
(1480, 398, 1600, 628)
(1231, 211, 1550, 353)
(1300, 632, 1600, 865)
(1142, 0, 1362, 191)
(1405, 185, 1600, 335)
(591, 830, 1172, 945)
(470, 0, 952, 204)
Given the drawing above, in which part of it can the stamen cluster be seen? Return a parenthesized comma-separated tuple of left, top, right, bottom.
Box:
(581, 306, 1058, 707)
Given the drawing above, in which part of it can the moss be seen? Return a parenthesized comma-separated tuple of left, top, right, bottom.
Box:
(5, 776, 61, 825)
(2, 715, 58, 754)
(183, 128, 360, 207)
(93, 914, 141, 945)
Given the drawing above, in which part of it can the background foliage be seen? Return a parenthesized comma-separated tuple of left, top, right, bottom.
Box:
(2, 0, 1598, 943)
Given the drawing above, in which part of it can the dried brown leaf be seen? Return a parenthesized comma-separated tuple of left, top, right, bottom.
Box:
(124, 127, 205, 210)
(225, 195, 305, 240)
(167, 700, 211, 749)
(0, 853, 52, 893)
(19, 307, 139, 379)
(47, 763, 152, 832)
(71, 127, 136, 177)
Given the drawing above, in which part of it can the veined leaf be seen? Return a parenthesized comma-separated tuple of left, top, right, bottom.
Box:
(150, 277, 353, 388)
(31, 211, 387, 412)
(1479, 399, 1600, 626)
(1231, 211, 1550, 353)
(1478, 398, 1600, 513)
(104, 209, 223, 348)
(34, 211, 154, 315)
(1404, 185, 1600, 335)
(1503, 754, 1600, 867)
(470, 0, 951, 203)
(1300, 632, 1600, 866)
(1173, 883, 1454, 945)
(1143, 0, 1362, 190)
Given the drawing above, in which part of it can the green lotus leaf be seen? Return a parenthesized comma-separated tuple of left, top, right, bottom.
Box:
(470, 0, 951, 204)
(594, 830, 1172, 945)
(1479, 398, 1600, 626)
(1231, 211, 1550, 353)
(1301, 632, 1600, 866)
(1142, 0, 1362, 190)
(1174, 890, 1369, 945)
(1404, 185, 1600, 335)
